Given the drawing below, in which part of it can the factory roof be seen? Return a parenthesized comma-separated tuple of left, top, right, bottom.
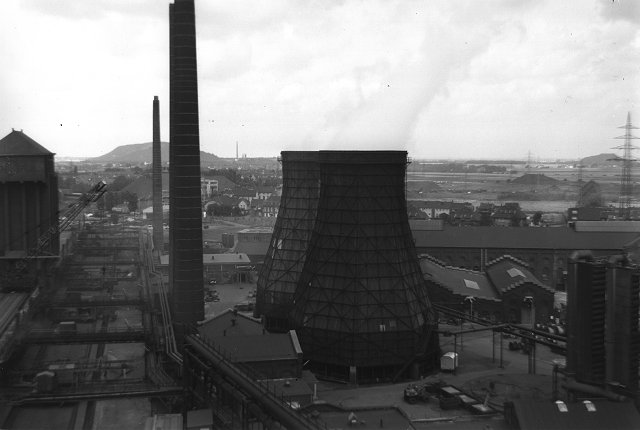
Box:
(420, 254, 553, 300)
(0, 129, 53, 156)
(199, 308, 264, 337)
(486, 256, 555, 294)
(210, 332, 301, 363)
(419, 257, 500, 301)
(198, 310, 302, 363)
(233, 241, 270, 258)
(203, 253, 250, 264)
(507, 399, 640, 430)
(412, 226, 639, 250)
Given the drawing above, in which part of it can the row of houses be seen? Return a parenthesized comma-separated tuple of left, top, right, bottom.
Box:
(409, 201, 529, 226)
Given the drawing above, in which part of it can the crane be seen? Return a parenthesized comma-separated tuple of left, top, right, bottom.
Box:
(2, 180, 107, 291)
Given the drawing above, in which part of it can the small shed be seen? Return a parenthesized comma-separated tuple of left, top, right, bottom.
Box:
(440, 352, 458, 371)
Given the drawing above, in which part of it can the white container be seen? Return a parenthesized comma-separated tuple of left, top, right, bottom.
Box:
(440, 352, 459, 371)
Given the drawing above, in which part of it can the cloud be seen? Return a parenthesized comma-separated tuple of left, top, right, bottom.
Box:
(22, 0, 163, 20)
(598, 0, 640, 23)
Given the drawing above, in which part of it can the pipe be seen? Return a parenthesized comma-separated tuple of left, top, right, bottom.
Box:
(185, 335, 319, 429)
(607, 254, 628, 267)
(569, 250, 594, 263)
(562, 379, 628, 402)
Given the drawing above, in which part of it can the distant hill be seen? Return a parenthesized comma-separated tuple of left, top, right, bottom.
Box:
(580, 153, 620, 167)
(87, 142, 227, 166)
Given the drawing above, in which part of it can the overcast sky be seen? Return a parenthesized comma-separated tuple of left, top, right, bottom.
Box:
(1, 0, 638, 161)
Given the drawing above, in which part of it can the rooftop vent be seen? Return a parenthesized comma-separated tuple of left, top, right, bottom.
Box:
(583, 400, 596, 412)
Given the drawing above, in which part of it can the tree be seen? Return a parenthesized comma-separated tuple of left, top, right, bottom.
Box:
(110, 175, 134, 192)
(532, 212, 543, 226)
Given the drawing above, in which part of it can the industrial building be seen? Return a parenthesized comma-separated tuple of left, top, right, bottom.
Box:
(420, 254, 555, 324)
(412, 223, 639, 289)
(0, 129, 59, 292)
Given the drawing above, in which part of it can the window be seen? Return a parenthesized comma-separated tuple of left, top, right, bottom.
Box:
(507, 268, 524, 278)
(464, 279, 480, 290)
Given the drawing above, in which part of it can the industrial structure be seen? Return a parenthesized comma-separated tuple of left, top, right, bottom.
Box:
(152, 96, 164, 250)
(0, 130, 59, 292)
(612, 112, 639, 219)
(412, 222, 640, 289)
(565, 252, 640, 400)
(420, 254, 555, 325)
(168, 0, 204, 331)
(255, 151, 320, 332)
(256, 150, 440, 383)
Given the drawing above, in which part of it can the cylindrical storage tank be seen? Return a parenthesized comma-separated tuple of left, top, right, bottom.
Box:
(255, 151, 320, 331)
(290, 150, 438, 383)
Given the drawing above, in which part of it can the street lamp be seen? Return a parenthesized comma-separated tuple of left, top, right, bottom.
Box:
(464, 296, 476, 319)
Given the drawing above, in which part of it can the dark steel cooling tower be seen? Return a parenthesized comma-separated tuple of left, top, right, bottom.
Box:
(290, 151, 438, 383)
(152, 96, 163, 250)
(169, 0, 204, 327)
(255, 151, 320, 331)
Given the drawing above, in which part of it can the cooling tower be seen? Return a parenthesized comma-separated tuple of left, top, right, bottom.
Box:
(168, 0, 204, 328)
(255, 151, 320, 331)
(290, 151, 438, 383)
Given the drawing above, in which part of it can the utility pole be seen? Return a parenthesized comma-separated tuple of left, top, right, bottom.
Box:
(612, 112, 639, 219)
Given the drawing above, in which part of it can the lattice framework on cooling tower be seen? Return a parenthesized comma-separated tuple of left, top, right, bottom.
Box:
(291, 151, 437, 372)
(255, 152, 320, 329)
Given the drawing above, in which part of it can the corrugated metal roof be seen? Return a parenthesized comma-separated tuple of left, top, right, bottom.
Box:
(511, 399, 640, 430)
(0, 130, 53, 156)
(413, 226, 639, 250)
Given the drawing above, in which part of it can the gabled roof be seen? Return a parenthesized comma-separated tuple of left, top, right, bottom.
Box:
(509, 399, 640, 430)
(486, 256, 554, 294)
(0, 130, 53, 156)
(419, 256, 500, 301)
(198, 308, 263, 337)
